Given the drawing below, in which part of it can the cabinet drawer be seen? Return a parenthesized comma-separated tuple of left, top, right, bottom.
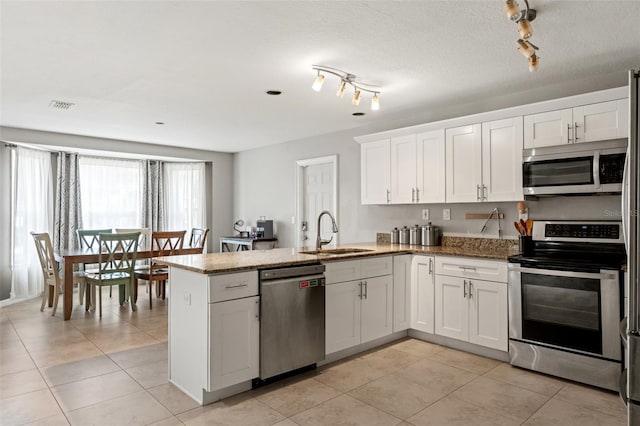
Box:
(325, 260, 361, 284)
(209, 271, 259, 303)
(360, 256, 393, 278)
(435, 257, 507, 283)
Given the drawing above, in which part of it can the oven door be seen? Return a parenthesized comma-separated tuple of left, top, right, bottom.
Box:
(508, 264, 621, 361)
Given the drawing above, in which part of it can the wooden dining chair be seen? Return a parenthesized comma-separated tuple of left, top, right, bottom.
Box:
(77, 228, 112, 305)
(83, 232, 140, 317)
(189, 228, 209, 251)
(31, 232, 85, 316)
(134, 230, 185, 309)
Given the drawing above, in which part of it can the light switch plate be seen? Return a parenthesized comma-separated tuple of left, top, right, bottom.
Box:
(443, 208, 451, 221)
(422, 209, 430, 220)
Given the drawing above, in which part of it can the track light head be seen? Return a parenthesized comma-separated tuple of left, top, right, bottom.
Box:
(371, 93, 380, 110)
(528, 53, 539, 72)
(312, 73, 325, 92)
(336, 81, 347, 97)
(505, 0, 520, 21)
(352, 89, 361, 106)
(518, 18, 533, 39)
(517, 39, 537, 58)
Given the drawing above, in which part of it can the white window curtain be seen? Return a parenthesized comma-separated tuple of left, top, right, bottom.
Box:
(164, 163, 206, 232)
(11, 147, 53, 300)
(78, 156, 143, 229)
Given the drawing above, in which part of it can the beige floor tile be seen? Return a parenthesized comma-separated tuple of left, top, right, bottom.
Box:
(126, 359, 168, 389)
(0, 369, 48, 400)
(0, 388, 63, 425)
(407, 394, 519, 426)
(52, 370, 142, 412)
(20, 329, 89, 353)
(0, 344, 37, 376)
(28, 340, 103, 369)
(143, 325, 168, 342)
(483, 363, 566, 396)
(555, 383, 627, 420)
(348, 372, 447, 419)
(92, 330, 160, 353)
(0, 322, 20, 343)
(41, 354, 120, 387)
(148, 383, 200, 415)
(290, 394, 401, 426)
(396, 358, 477, 394)
(524, 397, 626, 426)
(315, 357, 388, 392)
(67, 390, 172, 426)
(272, 420, 298, 426)
(146, 416, 185, 426)
(358, 347, 422, 373)
(430, 348, 501, 375)
(257, 377, 341, 417)
(388, 338, 446, 358)
(178, 393, 285, 426)
(453, 376, 550, 423)
(23, 412, 71, 426)
(108, 342, 167, 369)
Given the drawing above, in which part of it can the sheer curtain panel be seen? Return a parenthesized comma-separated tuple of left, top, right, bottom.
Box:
(54, 152, 83, 252)
(164, 162, 206, 232)
(11, 147, 53, 299)
(78, 157, 143, 229)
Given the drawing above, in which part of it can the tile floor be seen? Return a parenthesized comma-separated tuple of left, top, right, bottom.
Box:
(0, 287, 629, 425)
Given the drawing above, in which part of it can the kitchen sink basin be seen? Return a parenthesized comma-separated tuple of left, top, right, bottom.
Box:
(299, 248, 375, 255)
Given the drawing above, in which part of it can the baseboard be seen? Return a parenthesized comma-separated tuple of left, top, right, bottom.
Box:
(320, 330, 409, 365)
(408, 329, 509, 362)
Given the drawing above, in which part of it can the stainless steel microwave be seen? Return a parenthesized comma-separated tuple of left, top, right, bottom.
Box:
(523, 139, 627, 196)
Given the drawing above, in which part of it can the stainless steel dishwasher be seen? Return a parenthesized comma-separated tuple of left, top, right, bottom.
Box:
(259, 263, 325, 380)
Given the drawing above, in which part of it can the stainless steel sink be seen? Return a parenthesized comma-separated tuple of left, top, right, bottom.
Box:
(299, 248, 374, 255)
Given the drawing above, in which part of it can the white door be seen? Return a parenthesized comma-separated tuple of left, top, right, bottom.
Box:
(393, 255, 412, 332)
(445, 124, 482, 203)
(524, 108, 573, 148)
(416, 129, 446, 203)
(390, 134, 417, 204)
(573, 99, 629, 143)
(411, 256, 434, 334)
(361, 275, 393, 343)
(302, 162, 335, 247)
(468, 279, 508, 351)
(434, 275, 468, 341)
(325, 281, 361, 354)
(482, 117, 524, 202)
(361, 139, 390, 204)
(208, 296, 260, 390)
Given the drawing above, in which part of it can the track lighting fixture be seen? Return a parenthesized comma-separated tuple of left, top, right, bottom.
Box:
(504, 0, 540, 71)
(311, 65, 382, 111)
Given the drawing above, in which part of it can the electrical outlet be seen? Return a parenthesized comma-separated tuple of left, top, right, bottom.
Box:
(443, 208, 451, 221)
(183, 292, 191, 306)
(422, 209, 430, 220)
(291, 216, 296, 224)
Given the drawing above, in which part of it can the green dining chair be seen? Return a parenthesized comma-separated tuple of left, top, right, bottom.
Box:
(84, 232, 140, 317)
(77, 228, 113, 305)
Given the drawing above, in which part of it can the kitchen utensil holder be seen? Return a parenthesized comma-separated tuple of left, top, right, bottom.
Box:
(519, 236, 533, 255)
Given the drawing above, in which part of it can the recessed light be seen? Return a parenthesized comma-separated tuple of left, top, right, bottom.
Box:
(265, 90, 282, 96)
(155, 122, 165, 125)
(352, 112, 365, 116)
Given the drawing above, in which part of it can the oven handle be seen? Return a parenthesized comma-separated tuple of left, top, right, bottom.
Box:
(593, 151, 601, 188)
(508, 265, 617, 280)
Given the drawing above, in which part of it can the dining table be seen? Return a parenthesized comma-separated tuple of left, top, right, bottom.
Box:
(54, 246, 204, 320)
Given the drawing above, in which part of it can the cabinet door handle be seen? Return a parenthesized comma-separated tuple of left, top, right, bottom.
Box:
(574, 122, 580, 142)
(416, 188, 419, 203)
(386, 189, 390, 204)
(412, 188, 415, 203)
(468, 281, 473, 299)
(363, 280, 368, 300)
(428, 258, 433, 275)
(459, 266, 477, 271)
(463, 280, 467, 298)
(567, 123, 572, 143)
(482, 185, 488, 201)
(225, 283, 248, 289)
(255, 299, 260, 320)
(476, 184, 481, 201)
(358, 281, 363, 299)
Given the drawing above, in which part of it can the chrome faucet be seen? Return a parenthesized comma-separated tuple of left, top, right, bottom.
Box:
(480, 207, 502, 238)
(316, 210, 339, 251)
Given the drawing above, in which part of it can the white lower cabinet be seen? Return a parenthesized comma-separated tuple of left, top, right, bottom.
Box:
(411, 255, 435, 334)
(393, 255, 412, 332)
(325, 257, 393, 354)
(434, 257, 508, 351)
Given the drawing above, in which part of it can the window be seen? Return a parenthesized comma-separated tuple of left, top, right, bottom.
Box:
(78, 157, 143, 229)
(164, 162, 206, 232)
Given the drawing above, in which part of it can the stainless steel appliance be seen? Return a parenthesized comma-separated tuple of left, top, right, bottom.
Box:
(522, 139, 626, 196)
(410, 224, 421, 245)
(399, 226, 410, 244)
(508, 220, 626, 391)
(259, 264, 325, 380)
(421, 222, 441, 246)
(622, 68, 640, 424)
(256, 220, 274, 239)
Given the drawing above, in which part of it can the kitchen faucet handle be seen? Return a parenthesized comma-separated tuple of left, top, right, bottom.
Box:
(320, 236, 333, 246)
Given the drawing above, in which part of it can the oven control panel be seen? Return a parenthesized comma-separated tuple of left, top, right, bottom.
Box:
(545, 223, 620, 239)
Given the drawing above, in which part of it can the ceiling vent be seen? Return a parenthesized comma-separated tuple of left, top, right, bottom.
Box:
(49, 100, 75, 110)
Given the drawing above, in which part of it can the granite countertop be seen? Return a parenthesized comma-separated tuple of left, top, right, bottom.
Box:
(156, 237, 519, 274)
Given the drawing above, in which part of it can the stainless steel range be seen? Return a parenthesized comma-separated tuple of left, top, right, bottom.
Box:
(508, 220, 626, 391)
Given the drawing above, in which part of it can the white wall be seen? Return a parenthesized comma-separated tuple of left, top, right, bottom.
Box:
(233, 71, 627, 248)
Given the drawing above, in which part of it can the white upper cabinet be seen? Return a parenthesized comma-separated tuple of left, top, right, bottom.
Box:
(416, 129, 446, 203)
(361, 139, 390, 204)
(390, 134, 417, 204)
(445, 124, 482, 203)
(481, 117, 524, 202)
(524, 99, 628, 148)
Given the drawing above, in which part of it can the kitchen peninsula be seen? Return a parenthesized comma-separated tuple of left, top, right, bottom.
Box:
(158, 238, 516, 405)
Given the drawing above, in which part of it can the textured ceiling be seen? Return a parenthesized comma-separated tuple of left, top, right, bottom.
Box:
(1, 1, 639, 153)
